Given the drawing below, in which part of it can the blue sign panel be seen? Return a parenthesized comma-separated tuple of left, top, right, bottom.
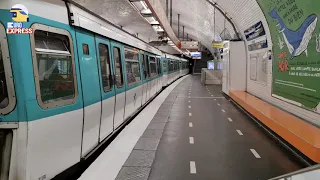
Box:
(191, 52, 202, 59)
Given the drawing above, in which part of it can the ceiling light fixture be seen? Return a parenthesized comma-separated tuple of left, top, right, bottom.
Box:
(150, 20, 160, 26)
(140, 1, 148, 10)
(141, 8, 152, 15)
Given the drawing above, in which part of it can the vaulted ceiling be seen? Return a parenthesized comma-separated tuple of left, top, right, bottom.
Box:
(73, 0, 266, 55)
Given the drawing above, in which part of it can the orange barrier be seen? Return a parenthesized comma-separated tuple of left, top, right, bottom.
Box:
(230, 91, 320, 163)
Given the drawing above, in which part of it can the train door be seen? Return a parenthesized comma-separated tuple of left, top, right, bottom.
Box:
(156, 57, 161, 92)
(162, 59, 167, 86)
(149, 56, 157, 96)
(110, 42, 126, 129)
(146, 55, 152, 100)
(75, 29, 102, 156)
(140, 52, 147, 105)
(139, 51, 146, 106)
(179, 61, 182, 77)
(95, 37, 116, 141)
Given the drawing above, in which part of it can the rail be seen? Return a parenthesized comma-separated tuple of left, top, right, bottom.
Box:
(270, 164, 320, 180)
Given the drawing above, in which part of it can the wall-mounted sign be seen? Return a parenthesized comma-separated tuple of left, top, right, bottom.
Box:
(249, 51, 268, 85)
(212, 41, 224, 48)
(244, 21, 266, 41)
(258, 0, 320, 114)
(248, 37, 268, 51)
(191, 52, 201, 60)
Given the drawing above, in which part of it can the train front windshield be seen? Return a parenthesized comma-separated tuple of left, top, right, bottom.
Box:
(0, 44, 9, 109)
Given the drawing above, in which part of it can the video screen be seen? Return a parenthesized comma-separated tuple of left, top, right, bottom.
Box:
(191, 52, 201, 59)
(208, 62, 215, 70)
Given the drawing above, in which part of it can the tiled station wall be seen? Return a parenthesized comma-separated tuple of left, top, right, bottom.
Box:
(216, 0, 320, 126)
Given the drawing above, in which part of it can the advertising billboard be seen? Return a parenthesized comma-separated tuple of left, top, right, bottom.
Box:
(244, 21, 266, 41)
(257, 0, 320, 114)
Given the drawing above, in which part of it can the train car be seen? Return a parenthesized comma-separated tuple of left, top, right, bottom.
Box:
(160, 54, 189, 87)
(0, 1, 187, 180)
(161, 54, 180, 86)
(179, 57, 189, 77)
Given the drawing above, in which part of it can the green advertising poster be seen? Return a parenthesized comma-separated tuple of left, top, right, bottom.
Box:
(257, 0, 320, 114)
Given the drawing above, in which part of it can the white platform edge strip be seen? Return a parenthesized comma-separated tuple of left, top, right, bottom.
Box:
(78, 75, 189, 180)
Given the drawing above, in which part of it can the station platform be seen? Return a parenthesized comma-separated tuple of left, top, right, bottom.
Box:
(79, 75, 304, 180)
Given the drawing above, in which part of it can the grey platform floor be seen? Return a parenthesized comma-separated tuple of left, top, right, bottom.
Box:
(116, 75, 303, 180)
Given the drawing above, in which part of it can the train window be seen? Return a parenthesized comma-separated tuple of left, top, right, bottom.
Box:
(141, 53, 146, 79)
(124, 47, 141, 86)
(113, 47, 124, 88)
(169, 61, 174, 72)
(30, 24, 78, 109)
(173, 61, 175, 71)
(0, 40, 8, 109)
(156, 58, 161, 75)
(162, 61, 167, 73)
(0, 23, 16, 115)
(145, 55, 150, 78)
(82, 44, 89, 55)
(149, 57, 157, 77)
(171, 61, 174, 71)
(98, 43, 112, 92)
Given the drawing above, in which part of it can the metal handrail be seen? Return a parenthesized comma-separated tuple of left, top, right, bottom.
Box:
(269, 164, 320, 180)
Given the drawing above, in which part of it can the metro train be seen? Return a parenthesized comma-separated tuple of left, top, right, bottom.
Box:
(0, 1, 189, 180)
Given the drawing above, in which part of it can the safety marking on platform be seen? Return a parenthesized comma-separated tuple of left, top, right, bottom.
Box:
(189, 137, 194, 144)
(189, 122, 193, 127)
(214, 99, 216, 101)
(188, 100, 191, 103)
(236, 130, 243, 135)
(211, 95, 213, 97)
(217, 103, 220, 106)
(189, 112, 192, 116)
(250, 149, 261, 158)
(190, 161, 197, 174)
(189, 105, 191, 108)
(222, 109, 225, 113)
(228, 118, 233, 122)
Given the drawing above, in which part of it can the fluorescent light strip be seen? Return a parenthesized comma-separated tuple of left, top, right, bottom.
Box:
(140, 1, 148, 10)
